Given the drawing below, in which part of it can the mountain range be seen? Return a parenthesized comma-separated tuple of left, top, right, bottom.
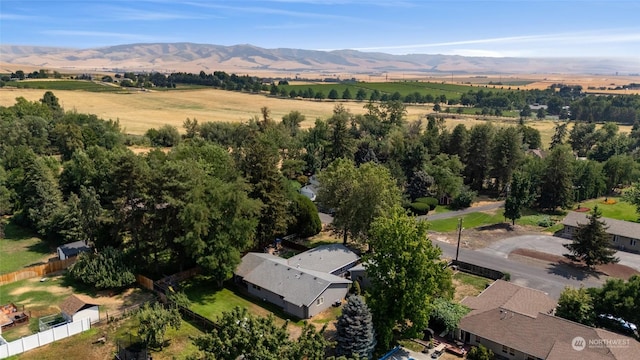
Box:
(1, 43, 638, 75)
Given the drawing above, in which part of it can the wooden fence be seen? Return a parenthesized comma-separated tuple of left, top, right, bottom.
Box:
(0, 258, 76, 285)
(135, 274, 154, 291)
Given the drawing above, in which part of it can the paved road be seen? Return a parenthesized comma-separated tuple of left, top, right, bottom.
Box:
(318, 212, 333, 225)
(418, 201, 505, 221)
(480, 235, 640, 272)
(436, 240, 604, 299)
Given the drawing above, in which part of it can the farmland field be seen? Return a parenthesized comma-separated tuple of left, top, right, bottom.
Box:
(0, 87, 631, 148)
(279, 81, 514, 101)
(6, 80, 126, 92)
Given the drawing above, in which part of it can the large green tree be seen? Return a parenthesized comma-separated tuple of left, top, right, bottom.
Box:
(365, 207, 453, 349)
(67, 246, 136, 289)
(537, 145, 574, 211)
(555, 286, 594, 326)
(317, 159, 401, 245)
(563, 206, 619, 270)
(137, 302, 181, 349)
(335, 295, 376, 359)
(491, 127, 523, 191)
(464, 123, 495, 191)
(504, 171, 533, 225)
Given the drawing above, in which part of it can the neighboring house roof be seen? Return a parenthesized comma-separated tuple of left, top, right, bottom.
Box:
(240, 254, 350, 307)
(460, 280, 640, 360)
(287, 244, 359, 274)
(59, 295, 98, 316)
(299, 185, 317, 201)
(462, 280, 556, 318)
(526, 148, 547, 159)
(57, 241, 91, 258)
(562, 211, 640, 239)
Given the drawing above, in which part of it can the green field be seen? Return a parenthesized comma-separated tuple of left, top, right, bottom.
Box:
(0, 221, 54, 274)
(280, 81, 514, 102)
(6, 80, 127, 92)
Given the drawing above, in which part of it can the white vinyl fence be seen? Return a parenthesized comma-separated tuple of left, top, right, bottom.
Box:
(0, 317, 91, 359)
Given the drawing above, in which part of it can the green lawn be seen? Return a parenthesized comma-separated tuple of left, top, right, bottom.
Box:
(0, 276, 75, 308)
(0, 221, 54, 274)
(453, 272, 493, 293)
(428, 209, 506, 232)
(183, 278, 304, 326)
(577, 197, 637, 221)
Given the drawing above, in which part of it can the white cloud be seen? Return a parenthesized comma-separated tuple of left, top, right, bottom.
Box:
(42, 30, 171, 42)
(342, 29, 640, 57)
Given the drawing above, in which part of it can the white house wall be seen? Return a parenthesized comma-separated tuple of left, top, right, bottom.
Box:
(72, 307, 100, 324)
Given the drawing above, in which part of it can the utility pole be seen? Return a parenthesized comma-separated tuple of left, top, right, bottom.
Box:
(455, 218, 463, 262)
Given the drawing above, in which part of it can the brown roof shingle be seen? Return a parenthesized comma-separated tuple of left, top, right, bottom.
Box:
(59, 295, 97, 316)
(460, 280, 640, 359)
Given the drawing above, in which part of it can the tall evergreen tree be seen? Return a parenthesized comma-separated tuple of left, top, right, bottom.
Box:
(563, 206, 619, 270)
(335, 295, 376, 359)
(537, 145, 574, 211)
(464, 123, 495, 191)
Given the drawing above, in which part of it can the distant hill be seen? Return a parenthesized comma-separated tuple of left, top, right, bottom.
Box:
(1, 42, 638, 75)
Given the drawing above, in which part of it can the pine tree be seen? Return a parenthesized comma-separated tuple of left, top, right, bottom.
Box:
(335, 295, 376, 359)
(563, 206, 619, 270)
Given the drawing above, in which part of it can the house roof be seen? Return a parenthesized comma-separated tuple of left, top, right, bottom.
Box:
(59, 295, 98, 316)
(237, 251, 352, 308)
(562, 211, 640, 239)
(462, 280, 556, 318)
(460, 280, 640, 360)
(287, 244, 359, 274)
(57, 240, 91, 257)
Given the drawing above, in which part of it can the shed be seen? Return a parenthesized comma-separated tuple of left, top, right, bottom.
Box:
(60, 295, 100, 324)
(57, 241, 91, 260)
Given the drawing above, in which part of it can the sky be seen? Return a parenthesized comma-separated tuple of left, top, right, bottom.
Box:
(1, 0, 640, 58)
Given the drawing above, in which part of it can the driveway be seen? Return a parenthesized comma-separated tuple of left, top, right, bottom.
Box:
(436, 240, 604, 299)
(479, 235, 640, 272)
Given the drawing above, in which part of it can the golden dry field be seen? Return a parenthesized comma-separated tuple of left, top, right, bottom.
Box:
(0, 87, 631, 148)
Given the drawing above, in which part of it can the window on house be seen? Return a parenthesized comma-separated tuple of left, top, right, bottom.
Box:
(502, 345, 508, 353)
(317, 297, 324, 306)
(631, 239, 637, 246)
(509, 347, 515, 355)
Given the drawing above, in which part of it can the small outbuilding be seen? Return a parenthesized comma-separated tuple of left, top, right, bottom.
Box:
(57, 241, 91, 260)
(60, 295, 100, 324)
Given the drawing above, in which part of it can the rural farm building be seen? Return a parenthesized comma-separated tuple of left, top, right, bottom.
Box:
(234, 244, 358, 319)
(457, 280, 640, 360)
(561, 211, 640, 253)
(59, 295, 100, 324)
(56, 240, 91, 260)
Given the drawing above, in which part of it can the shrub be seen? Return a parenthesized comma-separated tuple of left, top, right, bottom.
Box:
(409, 202, 430, 215)
(415, 197, 438, 210)
(451, 187, 476, 210)
(537, 216, 555, 227)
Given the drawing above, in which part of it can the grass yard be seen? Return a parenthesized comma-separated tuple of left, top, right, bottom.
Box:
(577, 197, 637, 221)
(0, 221, 55, 274)
(428, 209, 506, 232)
(183, 277, 305, 326)
(453, 272, 493, 302)
(12, 316, 202, 360)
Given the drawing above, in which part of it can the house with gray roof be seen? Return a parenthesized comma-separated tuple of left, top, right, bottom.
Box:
(561, 211, 640, 253)
(234, 244, 359, 319)
(456, 280, 640, 360)
(56, 240, 91, 260)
